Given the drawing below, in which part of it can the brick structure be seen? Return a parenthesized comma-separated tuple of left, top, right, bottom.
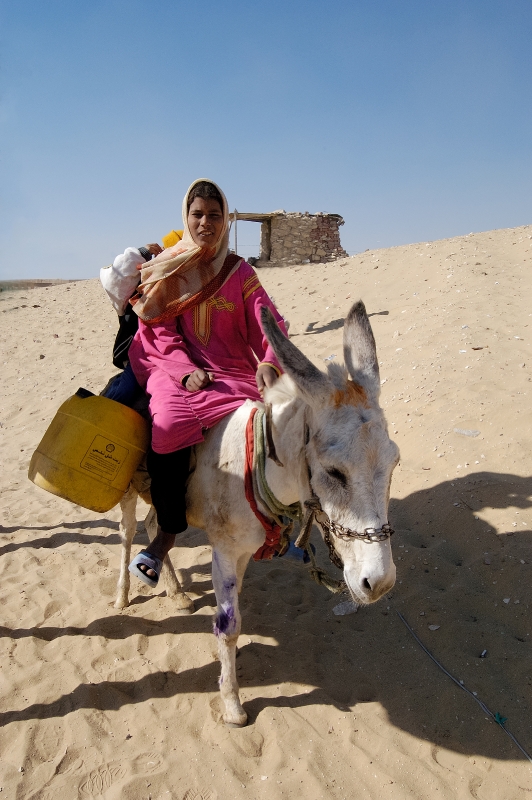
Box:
(230, 210, 348, 267)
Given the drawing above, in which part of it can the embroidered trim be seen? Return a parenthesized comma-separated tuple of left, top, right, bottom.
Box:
(193, 303, 209, 346)
(242, 275, 262, 302)
(242, 273, 259, 291)
(209, 295, 235, 312)
(193, 294, 236, 346)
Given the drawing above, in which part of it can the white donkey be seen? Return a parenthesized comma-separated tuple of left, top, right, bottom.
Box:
(116, 300, 399, 726)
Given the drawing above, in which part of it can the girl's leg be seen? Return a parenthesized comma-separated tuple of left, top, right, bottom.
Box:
(135, 446, 191, 580)
(148, 446, 191, 534)
(102, 363, 142, 407)
(132, 369, 203, 580)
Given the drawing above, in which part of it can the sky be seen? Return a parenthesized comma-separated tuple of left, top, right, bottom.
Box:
(1, 0, 531, 279)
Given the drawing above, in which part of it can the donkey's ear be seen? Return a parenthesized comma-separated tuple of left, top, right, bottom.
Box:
(343, 300, 381, 399)
(261, 306, 332, 405)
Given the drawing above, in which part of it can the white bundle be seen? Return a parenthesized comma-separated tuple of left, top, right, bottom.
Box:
(100, 248, 144, 315)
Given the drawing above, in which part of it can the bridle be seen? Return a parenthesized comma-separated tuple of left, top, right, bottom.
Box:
(297, 419, 395, 569)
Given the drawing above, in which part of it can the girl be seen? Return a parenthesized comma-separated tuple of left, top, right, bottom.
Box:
(123, 179, 287, 585)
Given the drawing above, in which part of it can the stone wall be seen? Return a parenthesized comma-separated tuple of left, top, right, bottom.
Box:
(255, 211, 348, 267)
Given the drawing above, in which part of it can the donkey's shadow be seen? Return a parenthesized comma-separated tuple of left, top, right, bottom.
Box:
(1, 471, 530, 761)
(234, 470, 532, 760)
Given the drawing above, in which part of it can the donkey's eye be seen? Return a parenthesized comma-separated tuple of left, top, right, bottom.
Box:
(326, 467, 347, 486)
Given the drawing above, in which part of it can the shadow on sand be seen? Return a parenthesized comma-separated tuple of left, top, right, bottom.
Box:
(1, 471, 530, 761)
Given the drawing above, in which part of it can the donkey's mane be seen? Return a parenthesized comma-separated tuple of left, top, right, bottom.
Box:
(265, 373, 299, 406)
(326, 362, 350, 389)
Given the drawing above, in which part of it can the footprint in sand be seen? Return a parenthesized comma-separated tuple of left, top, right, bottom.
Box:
(77, 753, 165, 798)
(42, 599, 63, 620)
(36, 509, 60, 524)
(130, 751, 164, 774)
(54, 746, 85, 775)
(79, 763, 126, 797)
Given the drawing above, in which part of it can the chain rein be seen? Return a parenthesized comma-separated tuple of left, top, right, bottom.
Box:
(325, 518, 395, 543)
(302, 497, 395, 571)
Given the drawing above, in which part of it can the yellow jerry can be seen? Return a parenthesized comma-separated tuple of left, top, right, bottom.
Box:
(28, 388, 150, 512)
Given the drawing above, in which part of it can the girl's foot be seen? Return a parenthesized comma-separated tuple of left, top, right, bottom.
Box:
(129, 550, 163, 587)
(129, 528, 176, 584)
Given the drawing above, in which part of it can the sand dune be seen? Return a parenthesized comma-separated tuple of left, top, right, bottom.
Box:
(1, 224, 531, 799)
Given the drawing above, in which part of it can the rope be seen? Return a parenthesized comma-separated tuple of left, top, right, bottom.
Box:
(245, 408, 283, 561)
(397, 612, 532, 765)
(295, 497, 345, 593)
(249, 407, 346, 593)
(254, 409, 301, 524)
(307, 545, 346, 593)
(294, 497, 319, 551)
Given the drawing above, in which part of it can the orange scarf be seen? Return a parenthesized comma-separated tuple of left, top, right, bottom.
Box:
(131, 178, 235, 324)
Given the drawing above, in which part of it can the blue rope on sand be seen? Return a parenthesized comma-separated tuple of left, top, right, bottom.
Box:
(397, 611, 532, 765)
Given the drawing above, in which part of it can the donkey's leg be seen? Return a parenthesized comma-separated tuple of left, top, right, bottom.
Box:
(145, 509, 194, 614)
(212, 547, 248, 727)
(115, 485, 138, 608)
(236, 552, 252, 594)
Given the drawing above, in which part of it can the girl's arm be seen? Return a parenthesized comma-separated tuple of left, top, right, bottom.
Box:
(131, 318, 198, 385)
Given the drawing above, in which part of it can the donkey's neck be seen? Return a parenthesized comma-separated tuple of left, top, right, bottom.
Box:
(263, 397, 306, 508)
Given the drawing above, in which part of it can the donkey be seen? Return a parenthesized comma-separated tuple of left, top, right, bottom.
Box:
(115, 300, 399, 726)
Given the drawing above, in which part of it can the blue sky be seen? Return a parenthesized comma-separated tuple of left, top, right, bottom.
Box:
(1, 0, 531, 278)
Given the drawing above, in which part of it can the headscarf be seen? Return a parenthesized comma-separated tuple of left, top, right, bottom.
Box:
(131, 178, 239, 324)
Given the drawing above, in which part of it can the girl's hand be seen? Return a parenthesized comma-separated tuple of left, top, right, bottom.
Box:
(256, 364, 278, 395)
(185, 369, 214, 392)
(136, 243, 164, 269)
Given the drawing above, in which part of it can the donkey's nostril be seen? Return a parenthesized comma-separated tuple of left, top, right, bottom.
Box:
(362, 578, 372, 591)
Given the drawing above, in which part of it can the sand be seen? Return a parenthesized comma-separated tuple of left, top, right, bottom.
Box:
(1, 224, 531, 799)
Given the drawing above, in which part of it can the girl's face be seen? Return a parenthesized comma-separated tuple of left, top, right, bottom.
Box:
(188, 197, 224, 248)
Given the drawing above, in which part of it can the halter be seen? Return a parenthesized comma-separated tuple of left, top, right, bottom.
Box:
(292, 419, 394, 571)
(259, 405, 394, 583)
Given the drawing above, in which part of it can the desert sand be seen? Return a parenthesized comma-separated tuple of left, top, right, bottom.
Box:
(1, 223, 531, 799)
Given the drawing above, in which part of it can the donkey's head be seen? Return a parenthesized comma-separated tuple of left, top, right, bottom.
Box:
(261, 301, 399, 605)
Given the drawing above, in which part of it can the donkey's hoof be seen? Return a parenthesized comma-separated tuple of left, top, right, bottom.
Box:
(174, 606, 193, 616)
(114, 597, 129, 609)
(171, 593, 195, 614)
(223, 708, 248, 727)
(224, 716, 248, 728)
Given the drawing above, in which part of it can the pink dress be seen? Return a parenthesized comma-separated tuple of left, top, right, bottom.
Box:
(129, 261, 287, 454)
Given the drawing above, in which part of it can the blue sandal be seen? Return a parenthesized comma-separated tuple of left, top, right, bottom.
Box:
(129, 550, 163, 588)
